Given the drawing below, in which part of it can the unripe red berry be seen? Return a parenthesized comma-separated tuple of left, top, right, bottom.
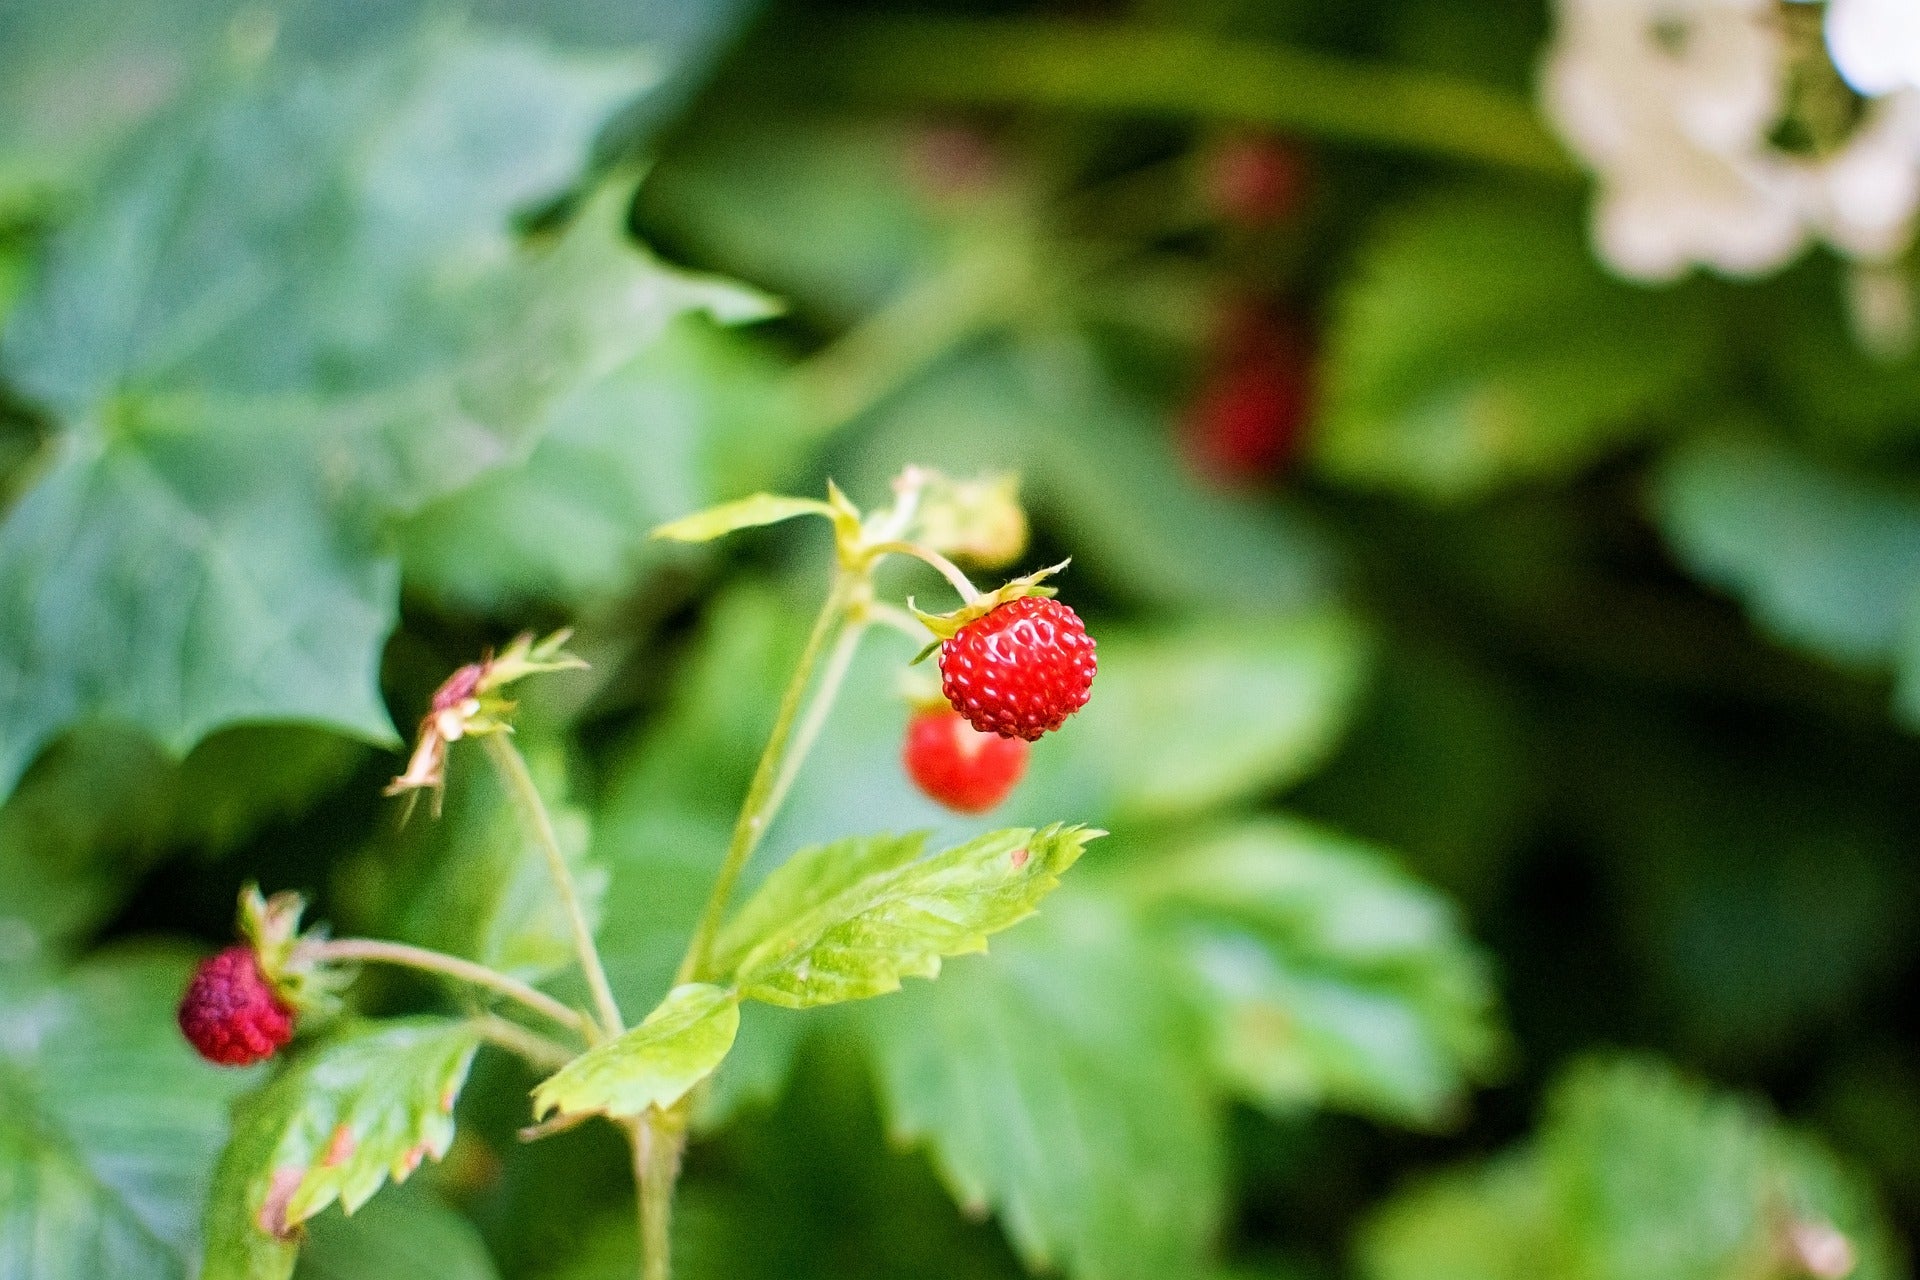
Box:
(939, 596, 1096, 741)
(903, 706, 1031, 813)
(178, 945, 296, 1066)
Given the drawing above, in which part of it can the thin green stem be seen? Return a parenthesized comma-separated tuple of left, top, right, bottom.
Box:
(630, 1114, 684, 1280)
(675, 574, 856, 985)
(864, 541, 979, 602)
(763, 617, 871, 826)
(471, 1015, 577, 1073)
(814, 16, 1576, 177)
(301, 937, 591, 1040)
(484, 734, 625, 1039)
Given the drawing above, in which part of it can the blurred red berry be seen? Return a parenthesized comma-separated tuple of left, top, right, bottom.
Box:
(903, 706, 1031, 813)
(940, 596, 1096, 741)
(1182, 306, 1315, 486)
(908, 122, 1003, 204)
(1204, 134, 1309, 228)
(179, 945, 295, 1066)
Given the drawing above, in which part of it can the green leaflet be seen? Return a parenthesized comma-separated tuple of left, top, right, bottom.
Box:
(0, 951, 258, 1280)
(1119, 819, 1503, 1127)
(1313, 188, 1715, 499)
(200, 1019, 482, 1280)
(532, 984, 741, 1121)
(0, 26, 767, 799)
(857, 893, 1223, 1280)
(651, 494, 839, 544)
(1361, 1056, 1902, 1280)
(725, 824, 1101, 1008)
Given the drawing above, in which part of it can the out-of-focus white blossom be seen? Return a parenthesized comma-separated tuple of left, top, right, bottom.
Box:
(1544, 0, 1920, 282)
(1827, 0, 1920, 97)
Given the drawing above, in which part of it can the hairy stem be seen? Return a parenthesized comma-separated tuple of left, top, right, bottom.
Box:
(472, 1015, 577, 1072)
(302, 937, 591, 1039)
(484, 734, 625, 1039)
(676, 574, 856, 984)
(630, 1114, 684, 1280)
(863, 541, 980, 602)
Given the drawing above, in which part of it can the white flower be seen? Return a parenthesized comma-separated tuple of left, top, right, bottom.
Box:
(1826, 0, 1920, 97)
(1545, 0, 1920, 280)
(1544, 0, 1805, 280)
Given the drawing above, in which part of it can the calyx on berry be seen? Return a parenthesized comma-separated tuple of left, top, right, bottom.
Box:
(908, 559, 1071, 648)
(178, 886, 339, 1066)
(937, 594, 1097, 741)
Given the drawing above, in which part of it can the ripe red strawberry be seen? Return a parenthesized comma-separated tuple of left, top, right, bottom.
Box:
(939, 596, 1096, 741)
(904, 705, 1031, 812)
(179, 945, 296, 1066)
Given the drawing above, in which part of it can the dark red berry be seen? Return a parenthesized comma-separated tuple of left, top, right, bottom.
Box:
(1204, 134, 1309, 228)
(939, 596, 1096, 741)
(1182, 306, 1314, 487)
(179, 946, 296, 1066)
(904, 706, 1031, 813)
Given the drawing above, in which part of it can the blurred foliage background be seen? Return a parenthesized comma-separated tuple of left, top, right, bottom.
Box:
(5, 0, 1920, 1278)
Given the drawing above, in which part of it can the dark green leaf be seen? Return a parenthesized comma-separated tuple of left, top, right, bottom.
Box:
(532, 983, 740, 1121)
(0, 951, 258, 1280)
(857, 893, 1223, 1280)
(1121, 819, 1502, 1127)
(294, 1187, 499, 1280)
(1315, 189, 1715, 499)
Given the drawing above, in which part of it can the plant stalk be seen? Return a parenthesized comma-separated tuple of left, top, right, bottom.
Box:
(675, 573, 859, 984)
(301, 937, 591, 1039)
(472, 1014, 577, 1072)
(630, 1114, 684, 1280)
(484, 734, 625, 1040)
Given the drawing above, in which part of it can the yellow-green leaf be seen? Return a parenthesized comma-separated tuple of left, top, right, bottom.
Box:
(532, 984, 740, 1121)
(727, 824, 1101, 1008)
(649, 494, 838, 543)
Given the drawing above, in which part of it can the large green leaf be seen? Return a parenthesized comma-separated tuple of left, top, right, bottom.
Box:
(532, 984, 740, 1122)
(0, 27, 764, 798)
(0, 951, 258, 1280)
(857, 893, 1223, 1280)
(1361, 1056, 1902, 1280)
(725, 824, 1099, 1008)
(1653, 433, 1920, 695)
(1314, 189, 1715, 499)
(1121, 820, 1502, 1127)
(200, 1019, 482, 1280)
(396, 319, 805, 611)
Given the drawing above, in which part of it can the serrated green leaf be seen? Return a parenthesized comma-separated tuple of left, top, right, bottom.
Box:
(1121, 819, 1502, 1127)
(857, 893, 1223, 1280)
(1315, 189, 1715, 499)
(200, 1019, 482, 1280)
(1360, 1055, 1903, 1280)
(728, 824, 1100, 1008)
(0, 951, 258, 1280)
(0, 27, 766, 799)
(711, 832, 929, 977)
(651, 493, 839, 544)
(532, 984, 740, 1121)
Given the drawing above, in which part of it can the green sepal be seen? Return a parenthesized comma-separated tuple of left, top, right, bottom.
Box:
(907, 559, 1070, 641)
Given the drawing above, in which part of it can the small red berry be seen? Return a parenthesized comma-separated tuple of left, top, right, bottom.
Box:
(939, 596, 1096, 741)
(179, 945, 296, 1066)
(1182, 306, 1315, 487)
(904, 706, 1031, 813)
(1204, 134, 1309, 228)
